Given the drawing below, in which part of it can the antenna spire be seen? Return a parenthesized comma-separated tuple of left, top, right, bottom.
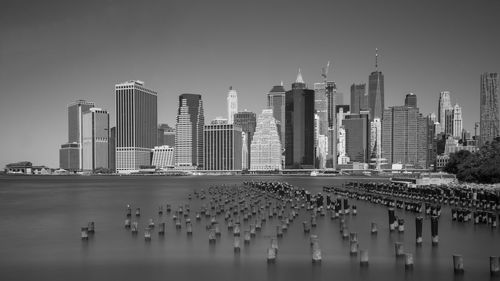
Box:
(375, 48, 379, 70)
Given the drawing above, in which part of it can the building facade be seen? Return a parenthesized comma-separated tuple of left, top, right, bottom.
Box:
(250, 109, 282, 171)
(115, 80, 157, 173)
(151, 145, 174, 169)
(59, 143, 80, 172)
(267, 83, 286, 146)
(382, 106, 419, 168)
(175, 93, 205, 169)
(438, 91, 452, 134)
(203, 124, 242, 171)
(158, 123, 175, 147)
(350, 83, 368, 115)
(405, 93, 417, 108)
(227, 87, 238, 124)
(59, 99, 95, 170)
(82, 108, 109, 172)
(480, 72, 499, 145)
(234, 111, 256, 169)
(285, 70, 315, 169)
(343, 112, 370, 163)
(452, 104, 463, 139)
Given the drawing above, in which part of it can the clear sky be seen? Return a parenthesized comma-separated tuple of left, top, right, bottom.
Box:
(1, 0, 499, 168)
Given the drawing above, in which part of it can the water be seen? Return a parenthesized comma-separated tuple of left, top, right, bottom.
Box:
(0, 175, 499, 281)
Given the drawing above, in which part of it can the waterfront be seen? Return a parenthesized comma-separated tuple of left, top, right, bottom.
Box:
(0, 175, 499, 281)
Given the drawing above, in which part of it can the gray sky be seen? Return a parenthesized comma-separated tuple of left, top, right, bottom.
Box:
(1, 0, 499, 168)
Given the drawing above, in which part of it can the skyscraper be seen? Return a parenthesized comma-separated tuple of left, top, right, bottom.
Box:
(452, 104, 463, 139)
(445, 109, 454, 136)
(115, 80, 157, 173)
(175, 93, 205, 169)
(369, 118, 382, 167)
(480, 72, 499, 145)
(227, 86, 238, 124)
(382, 105, 419, 168)
(250, 109, 282, 171)
(368, 49, 384, 120)
(326, 81, 337, 169)
(203, 124, 242, 171)
(82, 108, 109, 172)
(405, 93, 417, 108)
(234, 111, 256, 169)
(59, 99, 95, 171)
(438, 91, 452, 134)
(417, 114, 436, 169)
(314, 82, 329, 169)
(343, 112, 370, 163)
(350, 83, 368, 114)
(285, 69, 315, 169)
(267, 83, 286, 146)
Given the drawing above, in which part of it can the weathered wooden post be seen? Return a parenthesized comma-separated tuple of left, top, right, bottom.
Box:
(81, 227, 88, 240)
(144, 227, 151, 241)
(371, 222, 378, 234)
(388, 208, 396, 231)
(405, 253, 414, 270)
(360, 249, 369, 265)
(394, 242, 404, 257)
(159, 222, 165, 235)
(431, 216, 439, 245)
(415, 216, 423, 245)
(490, 256, 500, 275)
(453, 254, 464, 274)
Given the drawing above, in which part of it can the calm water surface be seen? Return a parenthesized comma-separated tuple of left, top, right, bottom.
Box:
(0, 175, 499, 281)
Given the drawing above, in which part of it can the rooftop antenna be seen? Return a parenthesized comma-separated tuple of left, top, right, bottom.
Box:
(375, 48, 379, 70)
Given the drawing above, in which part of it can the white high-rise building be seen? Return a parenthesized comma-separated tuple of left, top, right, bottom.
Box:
(115, 81, 157, 173)
(453, 104, 463, 139)
(152, 145, 174, 169)
(250, 109, 282, 171)
(82, 108, 109, 172)
(227, 86, 238, 124)
(337, 126, 349, 165)
(370, 118, 382, 168)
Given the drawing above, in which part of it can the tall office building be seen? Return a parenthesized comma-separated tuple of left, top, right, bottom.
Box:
(405, 93, 417, 108)
(59, 143, 80, 172)
(343, 112, 370, 163)
(175, 93, 205, 169)
(115, 80, 157, 173)
(109, 127, 115, 172)
(480, 73, 499, 145)
(234, 111, 256, 169)
(82, 108, 109, 172)
(417, 114, 436, 169)
(368, 49, 384, 120)
(203, 124, 242, 171)
(59, 99, 95, 170)
(337, 126, 349, 165)
(350, 84, 368, 114)
(325, 81, 337, 169)
(227, 87, 238, 124)
(250, 109, 282, 171)
(314, 82, 329, 169)
(369, 118, 382, 167)
(151, 145, 174, 169)
(445, 109, 454, 136)
(452, 104, 463, 139)
(382, 105, 419, 168)
(438, 91, 452, 134)
(267, 83, 286, 145)
(336, 105, 350, 129)
(285, 69, 315, 169)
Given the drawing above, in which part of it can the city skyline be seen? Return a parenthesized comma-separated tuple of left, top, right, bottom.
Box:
(1, 0, 500, 168)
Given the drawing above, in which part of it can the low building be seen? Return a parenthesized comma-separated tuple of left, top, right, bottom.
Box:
(151, 145, 174, 169)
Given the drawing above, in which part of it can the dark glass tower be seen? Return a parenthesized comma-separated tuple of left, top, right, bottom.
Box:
(175, 93, 205, 169)
(405, 93, 417, 108)
(285, 69, 315, 169)
(234, 111, 257, 169)
(350, 83, 368, 114)
(368, 49, 384, 120)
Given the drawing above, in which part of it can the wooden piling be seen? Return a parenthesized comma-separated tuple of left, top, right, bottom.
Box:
(360, 249, 369, 265)
(159, 222, 165, 235)
(394, 242, 404, 257)
(405, 253, 414, 270)
(491, 256, 500, 275)
(415, 217, 423, 245)
(371, 222, 378, 234)
(453, 254, 464, 274)
(431, 216, 439, 245)
(81, 227, 88, 240)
